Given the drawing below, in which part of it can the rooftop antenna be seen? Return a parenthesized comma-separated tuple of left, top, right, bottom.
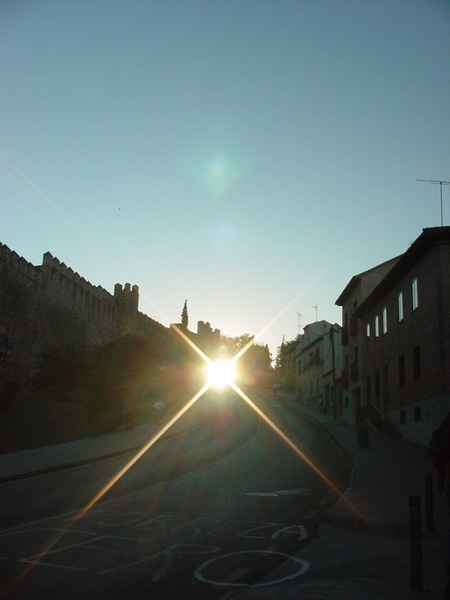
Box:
(416, 179, 450, 227)
(297, 312, 302, 336)
(313, 305, 318, 322)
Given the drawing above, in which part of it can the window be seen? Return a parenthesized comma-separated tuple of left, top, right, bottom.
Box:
(400, 410, 406, 424)
(413, 346, 421, 380)
(397, 292, 404, 322)
(414, 406, 421, 421)
(366, 323, 370, 338)
(411, 278, 418, 311)
(398, 356, 405, 386)
(374, 315, 380, 339)
(375, 370, 380, 397)
(382, 307, 387, 335)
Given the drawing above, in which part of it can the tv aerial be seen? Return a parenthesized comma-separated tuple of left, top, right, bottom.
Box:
(416, 179, 450, 226)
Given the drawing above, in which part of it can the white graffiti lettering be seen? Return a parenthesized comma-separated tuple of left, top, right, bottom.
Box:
(195, 550, 310, 587)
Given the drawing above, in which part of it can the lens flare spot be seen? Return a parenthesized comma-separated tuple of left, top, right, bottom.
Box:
(206, 360, 237, 389)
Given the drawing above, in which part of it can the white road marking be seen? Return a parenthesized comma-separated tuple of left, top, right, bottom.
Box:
(247, 488, 311, 497)
(195, 550, 310, 587)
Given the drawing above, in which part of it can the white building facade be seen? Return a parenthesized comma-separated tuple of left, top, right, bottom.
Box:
(295, 320, 342, 413)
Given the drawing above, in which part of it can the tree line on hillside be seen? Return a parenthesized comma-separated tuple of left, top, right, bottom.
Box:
(27, 332, 201, 432)
(1, 330, 282, 432)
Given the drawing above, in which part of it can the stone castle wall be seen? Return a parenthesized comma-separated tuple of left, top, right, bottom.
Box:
(40, 251, 116, 345)
(0, 243, 170, 378)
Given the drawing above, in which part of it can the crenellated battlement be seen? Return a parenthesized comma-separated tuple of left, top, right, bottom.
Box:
(42, 251, 111, 299)
(196, 320, 221, 356)
(113, 282, 139, 316)
(0, 242, 44, 286)
(197, 320, 220, 337)
(1, 241, 216, 379)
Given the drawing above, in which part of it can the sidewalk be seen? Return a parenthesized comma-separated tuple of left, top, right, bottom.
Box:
(0, 405, 208, 483)
(0, 420, 159, 482)
(0, 397, 448, 598)
(219, 398, 450, 600)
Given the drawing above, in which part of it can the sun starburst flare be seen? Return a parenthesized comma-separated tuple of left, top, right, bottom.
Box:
(12, 308, 368, 590)
(205, 359, 237, 389)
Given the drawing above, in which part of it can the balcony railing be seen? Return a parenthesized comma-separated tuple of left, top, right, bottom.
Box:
(356, 402, 382, 425)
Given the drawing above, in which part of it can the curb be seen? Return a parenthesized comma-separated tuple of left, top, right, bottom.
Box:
(0, 412, 209, 484)
(0, 407, 246, 485)
(325, 509, 409, 538)
(294, 409, 412, 539)
(295, 408, 351, 457)
(0, 442, 146, 484)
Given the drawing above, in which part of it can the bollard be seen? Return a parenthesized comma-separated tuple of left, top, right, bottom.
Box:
(409, 495, 423, 592)
(425, 472, 434, 533)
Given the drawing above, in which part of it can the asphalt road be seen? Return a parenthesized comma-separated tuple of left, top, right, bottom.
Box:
(0, 389, 352, 600)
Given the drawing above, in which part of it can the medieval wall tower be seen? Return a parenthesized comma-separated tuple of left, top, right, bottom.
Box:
(0, 243, 170, 379)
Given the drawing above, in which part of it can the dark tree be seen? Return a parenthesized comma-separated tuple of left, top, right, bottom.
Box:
(220, 333, 254, 357)
(181, 299, 189, 329)
(0, 379, 21, 412)
(220, 333, 273, 387)
(31, 343, 93, 401)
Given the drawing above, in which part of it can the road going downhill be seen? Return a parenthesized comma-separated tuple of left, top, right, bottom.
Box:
(0, 389, 352, 599)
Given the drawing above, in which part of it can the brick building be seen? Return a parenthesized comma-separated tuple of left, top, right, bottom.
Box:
(335, 256, 401, 425)
(355, 227, 450, 444)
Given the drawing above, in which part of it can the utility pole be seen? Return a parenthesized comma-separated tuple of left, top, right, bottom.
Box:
(416, 179, 450, 227)
(297, 312, 302, 336)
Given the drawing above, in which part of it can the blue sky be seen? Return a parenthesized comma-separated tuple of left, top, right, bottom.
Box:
(1, 0, 449, 360)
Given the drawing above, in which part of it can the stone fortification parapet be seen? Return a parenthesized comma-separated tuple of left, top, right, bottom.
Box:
(0, 242, 44, 287)
(114, 282, 139, 312)
(41, 251, 110, 299)
(2, 241, 216, 379)
(197, 320, 211, 334)
(135, 310, 168, 340)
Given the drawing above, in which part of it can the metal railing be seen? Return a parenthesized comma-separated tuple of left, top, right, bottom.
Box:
(356, 401, 382, 425)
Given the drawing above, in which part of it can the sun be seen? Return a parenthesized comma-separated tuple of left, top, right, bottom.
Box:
(205, 359, 237, 389)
